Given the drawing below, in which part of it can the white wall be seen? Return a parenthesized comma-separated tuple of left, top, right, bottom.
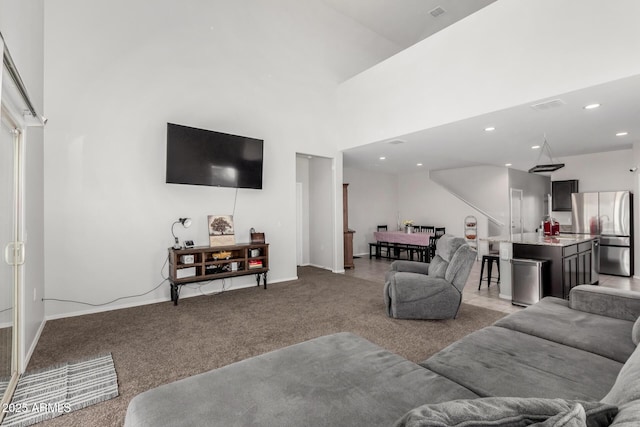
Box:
(336, 0, 640, 151)
(297, 155, 337, 270)
(430, 166, 509, 233)
(344, 166, 490, 254)
(344, 165, 554, 254)
(0, 0, 46, 370)
(343, 167, 398, 255)
(508, 169, 551, 233)
(551, 149, 633, 193)
(550, 149, 633, 224)
(295, 156, 310, 266)
(396, 170, 489, 241)
(308, 156, 335, 270)
(43, 0, 400, 317)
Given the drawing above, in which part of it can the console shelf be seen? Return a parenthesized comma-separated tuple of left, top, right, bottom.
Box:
(168, 243, 269, 305)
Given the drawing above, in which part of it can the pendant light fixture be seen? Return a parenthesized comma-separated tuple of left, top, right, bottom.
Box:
(528, 135, 565, 173)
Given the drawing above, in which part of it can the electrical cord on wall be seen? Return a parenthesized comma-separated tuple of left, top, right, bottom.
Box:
(232, 186, 239, 217)
(42, 254, 170, 307)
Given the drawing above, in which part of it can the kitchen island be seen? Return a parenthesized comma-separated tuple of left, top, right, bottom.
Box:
(481, 233, 598, 302)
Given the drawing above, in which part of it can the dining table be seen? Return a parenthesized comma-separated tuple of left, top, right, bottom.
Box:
(371, 230, 434, 262)
(373, 230, 433, 246)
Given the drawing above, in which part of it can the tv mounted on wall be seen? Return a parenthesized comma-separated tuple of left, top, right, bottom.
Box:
(166, 123, 264, 189)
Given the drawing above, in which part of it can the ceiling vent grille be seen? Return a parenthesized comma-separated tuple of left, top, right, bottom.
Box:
(429, 6, 446, 17)
(530, 99, 566, 111)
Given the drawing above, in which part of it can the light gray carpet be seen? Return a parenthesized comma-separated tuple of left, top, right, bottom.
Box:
(26, 266, 505, 426)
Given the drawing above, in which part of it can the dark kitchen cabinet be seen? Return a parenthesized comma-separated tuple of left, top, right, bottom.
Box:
(513, 239, 593, 300)
(563, 254, 578, 292)
(552, 180, 579, 211)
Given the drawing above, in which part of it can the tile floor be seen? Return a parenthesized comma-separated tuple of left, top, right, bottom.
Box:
(345, 255, 640, 314)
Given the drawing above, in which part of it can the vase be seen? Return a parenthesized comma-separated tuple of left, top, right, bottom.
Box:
(405, 226, 413, 234)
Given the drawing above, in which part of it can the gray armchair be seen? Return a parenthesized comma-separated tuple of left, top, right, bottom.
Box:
(383, 234, 476, 319)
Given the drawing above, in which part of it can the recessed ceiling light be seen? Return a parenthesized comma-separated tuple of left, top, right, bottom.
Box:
(387, 139, 405, 145)
(584, 103, 601, 110)
(531, 145, 541, 149)
(505, 163, 512, 167)
(616, 131, 629, 137)
(484, 126, 495, 132)
(379, 156, 386, 160)
(417, 163, 423, 167)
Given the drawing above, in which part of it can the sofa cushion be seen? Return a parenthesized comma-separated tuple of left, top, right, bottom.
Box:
(434, 234, 464, 262)
(393, 397, 616, 427)
(428, 255, 448, 278)
(602, 343, 640, 426)
(494, 297, 636, 363)
(570, 285, 640, 321)
(602, 343, 640, 407)
(421, 326, 623, 401)
(384, 273, 462, 320)
(125, 332, 479, 427)
(444, 243, 476, 292)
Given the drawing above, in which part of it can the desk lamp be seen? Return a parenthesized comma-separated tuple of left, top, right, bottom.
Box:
(171, 217, 192, 249)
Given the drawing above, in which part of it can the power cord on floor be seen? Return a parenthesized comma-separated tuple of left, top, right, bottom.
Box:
(184, 277, 229, 297)
(42, 254, 171, 307)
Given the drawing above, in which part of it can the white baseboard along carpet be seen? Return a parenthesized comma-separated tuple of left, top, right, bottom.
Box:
(1, 354, 119, 427)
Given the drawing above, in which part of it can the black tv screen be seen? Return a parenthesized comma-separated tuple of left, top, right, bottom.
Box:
(166, 123, 263, 189)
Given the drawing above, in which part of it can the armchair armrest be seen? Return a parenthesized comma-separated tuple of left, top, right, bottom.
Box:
(389, 260, 430, 275)
(569, 285, 640, 321)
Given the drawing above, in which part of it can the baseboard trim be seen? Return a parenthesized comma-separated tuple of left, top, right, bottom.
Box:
(45, 275, 302, 321)
(23, 319, 46, 373)
(308, 264, 333, 271)
(498, 293, 511, 301)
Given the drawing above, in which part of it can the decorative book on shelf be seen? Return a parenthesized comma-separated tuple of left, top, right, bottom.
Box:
(249, 260, 263, 269)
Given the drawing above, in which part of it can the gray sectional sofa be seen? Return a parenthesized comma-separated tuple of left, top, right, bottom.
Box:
(125, 284, 640, 426)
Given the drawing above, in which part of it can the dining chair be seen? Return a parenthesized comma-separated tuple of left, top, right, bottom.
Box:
(375, 225, 391, 258)
(423, 226, 435, 234)
(435, 227, 446, 237)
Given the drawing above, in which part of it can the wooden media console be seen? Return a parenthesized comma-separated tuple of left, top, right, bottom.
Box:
(168, 243, 269, 305)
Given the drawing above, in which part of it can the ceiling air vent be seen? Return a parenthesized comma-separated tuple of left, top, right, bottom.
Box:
(429, 6, 446, 17)
(530, 99, 566, 111)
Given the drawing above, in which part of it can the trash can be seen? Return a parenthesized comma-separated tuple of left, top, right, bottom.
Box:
(511, 258, 549, 307)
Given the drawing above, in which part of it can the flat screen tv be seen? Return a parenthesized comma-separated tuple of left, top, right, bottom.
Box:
(166, 123, 264, 189)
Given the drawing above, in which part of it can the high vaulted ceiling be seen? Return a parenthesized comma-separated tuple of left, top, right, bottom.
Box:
(343, 74, 640, 173)
(321, 0, 496, 52)
(336, 1, 640, 174)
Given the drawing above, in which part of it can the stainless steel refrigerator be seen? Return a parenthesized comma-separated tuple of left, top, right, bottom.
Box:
(571, 191, 633, 276)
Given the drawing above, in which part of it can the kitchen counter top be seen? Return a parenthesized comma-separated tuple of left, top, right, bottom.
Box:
(481, 233, 596, 247)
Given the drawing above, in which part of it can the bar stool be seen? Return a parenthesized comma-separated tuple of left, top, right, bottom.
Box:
(478, 254, 500, 289)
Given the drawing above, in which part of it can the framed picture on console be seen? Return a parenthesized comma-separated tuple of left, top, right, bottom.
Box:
(208, 215, 236, 246)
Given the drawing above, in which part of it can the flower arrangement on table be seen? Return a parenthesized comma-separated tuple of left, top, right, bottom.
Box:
(403, 220, 414, 227)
